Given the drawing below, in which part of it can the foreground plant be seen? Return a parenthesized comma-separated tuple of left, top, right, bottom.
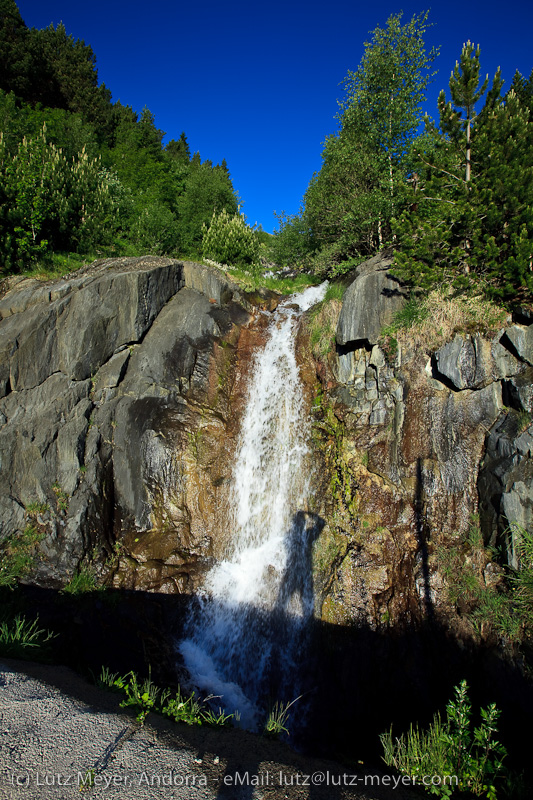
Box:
(0, 614, 56, 659)
(263, 695, 302, 739)
(381, 680, 507, 798)
(97, 667, 237, 728)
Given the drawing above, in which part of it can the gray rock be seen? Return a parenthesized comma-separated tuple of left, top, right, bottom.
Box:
(336, 253, 407, 347)
(433, 334, 493, 390)
(92, 350, 130, 402)
(505, 324, 533, 365)
(491, 331, 523, 378)
(2, 259, 184, 392)
(0, 257, 250, 587)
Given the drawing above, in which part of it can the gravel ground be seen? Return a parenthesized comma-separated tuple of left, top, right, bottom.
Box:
(0, 658, 421, 800)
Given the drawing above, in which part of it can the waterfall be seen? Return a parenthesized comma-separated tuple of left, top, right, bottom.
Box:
(178, 282, 327, 729)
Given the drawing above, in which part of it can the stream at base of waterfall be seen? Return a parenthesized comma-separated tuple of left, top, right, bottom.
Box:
(178, 283, 328, 731)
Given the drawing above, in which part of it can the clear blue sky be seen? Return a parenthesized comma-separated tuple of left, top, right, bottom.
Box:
(16, 0, 533, 233)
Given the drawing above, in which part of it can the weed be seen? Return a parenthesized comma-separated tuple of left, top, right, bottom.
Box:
(52, 482, 69, 513)
(324, 281, 345, 302)
(62, 566, 98, 595)
(0, 614, 56, 658)
(201, 705, 235, 728)
(381, 680, 507, 799)
(436, 517, 533, 646)
(509, 525, 533, 630)
(516, 409, 533, 434)
(380, 290, 507, 355)
(96, 666, 239, 729)
(0, 525, 44, 587)
(263, 695, 302, 739)
(313, 395, 357, 517)
(25, 501, 50, 517)
(206, 258, 319, 295)
(112, 668, 160, 725)
(79, 768, 95, 791)
(97, 666, 121, 690)
(187, 429, 202, 460)
(160, 687, 204, 726)
(307, 294, 342, 358)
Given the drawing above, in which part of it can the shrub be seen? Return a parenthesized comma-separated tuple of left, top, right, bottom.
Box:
(381, 680, 507, 798)
(202, 209, 259, 267)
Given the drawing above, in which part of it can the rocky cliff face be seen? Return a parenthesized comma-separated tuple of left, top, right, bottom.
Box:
(3, 253, 532, 620)
(304, 252, 533, 634)
(3, 253, 533, 763)
(0, 257, 274, 592)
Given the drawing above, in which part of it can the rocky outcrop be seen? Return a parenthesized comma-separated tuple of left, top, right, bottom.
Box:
(336, 251, 407, 347)
(0, 257, 269, 591)
(304, 254, 533, 632)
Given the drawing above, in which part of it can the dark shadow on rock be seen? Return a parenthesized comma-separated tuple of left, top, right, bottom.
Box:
(7, 572, 533, 792)
(415, 457, 433, 620)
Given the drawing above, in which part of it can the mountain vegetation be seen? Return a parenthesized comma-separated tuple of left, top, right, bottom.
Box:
(0, 0, 246, 274)
(272, 11, 533, 306)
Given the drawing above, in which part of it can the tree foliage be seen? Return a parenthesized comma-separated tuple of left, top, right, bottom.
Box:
(274, 11, 439, 275)
(393, 47, 533, 304)
(0, 2, 240, 273)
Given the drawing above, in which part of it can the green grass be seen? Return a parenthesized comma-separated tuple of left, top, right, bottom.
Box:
(24, 501, 50, 517)
(437, 518, 533, 647)
(307, 291, 343, 358)
(61, 566, 98, 595)
(0, 614, 56, 659)
(0, 525, 44, 588)
(263, 695, 302, 739)
(96, 666, 238, 728)
(204, 257, 320, 295)
(324, 281, 346, 302)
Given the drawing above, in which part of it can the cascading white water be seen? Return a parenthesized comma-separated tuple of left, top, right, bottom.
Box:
(179, 282, 327, 729)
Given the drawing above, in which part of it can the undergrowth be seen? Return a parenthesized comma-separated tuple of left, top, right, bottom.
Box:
(380, 290, 508, 356)
(0, 525, 44, 588)
(381, 680, 508, 799)
(307, 282, 345, 358)
(436, 517, 533, 648)
(97, 666, 238, 728)
(263, 695, 302, 739)
(61, 566, 99, 595)
(204, 258, 319, 295)
(312, 392, 356, 517)
(0, 613, 56, 659)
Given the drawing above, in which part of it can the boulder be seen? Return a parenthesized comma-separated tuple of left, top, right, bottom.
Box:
(504, 324, 533, 365)
(336, 252, 407, 347)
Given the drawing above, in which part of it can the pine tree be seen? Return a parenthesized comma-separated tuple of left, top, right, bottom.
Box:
(437, 42, 491, 182)
(393, 45, 533, 304)
(166, 132, 190, 164)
